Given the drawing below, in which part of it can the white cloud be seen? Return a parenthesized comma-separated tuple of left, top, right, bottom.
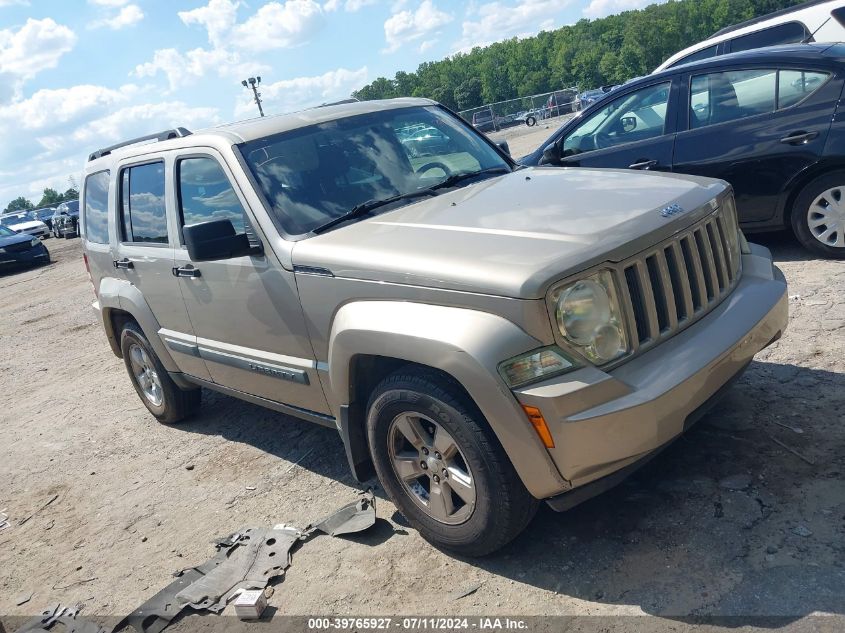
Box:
(89, 4, 144, 29)
(582, 0, 664, 18)
(0, 96, 220, 206)
(234, 66, 368, 117)
(455, 0, 570, 51)
(178, 0, 240, 49)
(324, 0, 377, 11)
(134, 47, 268, 91)
(0, 18, 76, 77)
(383, 0, 452, 53)
(0, 84, 136, 130)
(232, 1, 325, 51)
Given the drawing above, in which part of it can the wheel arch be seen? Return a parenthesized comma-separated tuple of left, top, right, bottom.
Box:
(328, 301, 570, 499)
(779, 161, 845, 228)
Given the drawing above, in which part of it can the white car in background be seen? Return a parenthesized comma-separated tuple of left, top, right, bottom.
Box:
(654, 0, 845, 72)
(0, 212, 50, 239)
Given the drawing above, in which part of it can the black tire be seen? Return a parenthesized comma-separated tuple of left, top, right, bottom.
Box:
(790, 170, 845, 258)
(366, 368, 537, 556)
(119, 321, 201, 424)
(525, 116, 536, 127)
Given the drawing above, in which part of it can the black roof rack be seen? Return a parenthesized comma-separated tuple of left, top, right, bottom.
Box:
(88, 127, 192, 162)
(317, 98, 360, 107)
(710, 0, 831, 38)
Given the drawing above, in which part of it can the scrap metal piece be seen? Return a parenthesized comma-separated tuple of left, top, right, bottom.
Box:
(16, 603, 106, 633)
(309, 492, 376, 537)
(120, 493, 378, 633)
(175, 527, 300, 612)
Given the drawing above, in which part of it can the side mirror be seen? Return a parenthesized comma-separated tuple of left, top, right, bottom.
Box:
(183, 219, 257, 262)
(540, 141, 562, 165)
(495, 140, 511, 156)
(621, 116, 637, 133)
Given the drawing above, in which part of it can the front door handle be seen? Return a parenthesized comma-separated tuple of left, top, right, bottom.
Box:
(629, 159, 658, 170)
(113, 258, 133, 270)
(172, 266, 201, 278)
(780, 131, 819, 145)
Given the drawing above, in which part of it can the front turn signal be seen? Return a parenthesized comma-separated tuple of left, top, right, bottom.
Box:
(522, 405, 555, 448)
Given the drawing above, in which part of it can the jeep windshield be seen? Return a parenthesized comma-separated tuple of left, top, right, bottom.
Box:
(239, 105, 511, 236)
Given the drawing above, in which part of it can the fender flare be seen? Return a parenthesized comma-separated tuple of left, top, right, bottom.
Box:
(328, 301, 570, 499)
(97, 277, 180, 372)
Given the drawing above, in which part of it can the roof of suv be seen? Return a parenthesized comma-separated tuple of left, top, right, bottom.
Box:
(86, 97, 436, 169)
(649, 42, 843, 79)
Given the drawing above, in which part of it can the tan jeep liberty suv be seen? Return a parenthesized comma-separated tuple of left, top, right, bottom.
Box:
(80, 98, 788, 555)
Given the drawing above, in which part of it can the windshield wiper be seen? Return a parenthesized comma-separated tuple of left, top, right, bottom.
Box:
(312, 189, 437, 234)
(427, 166, 510, 191)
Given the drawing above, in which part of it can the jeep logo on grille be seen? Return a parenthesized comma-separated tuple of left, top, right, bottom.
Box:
(660, 203, 686, 218)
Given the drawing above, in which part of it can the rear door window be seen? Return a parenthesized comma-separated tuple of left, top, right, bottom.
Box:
(778, 70, 830, 108)
(83, 170, 110, 244)
(120, 161, 168, 244)
(728, 21, 809, 53)
(690, 69, 776, 129)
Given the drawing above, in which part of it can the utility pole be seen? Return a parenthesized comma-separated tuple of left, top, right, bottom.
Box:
(241, 76, 264, 117)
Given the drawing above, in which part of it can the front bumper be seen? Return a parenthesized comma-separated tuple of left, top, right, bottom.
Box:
(514, 243, 788, 499)
(0, 243, 49, 268)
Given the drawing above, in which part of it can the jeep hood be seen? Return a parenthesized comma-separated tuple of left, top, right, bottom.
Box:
(292, 167, 728, 299)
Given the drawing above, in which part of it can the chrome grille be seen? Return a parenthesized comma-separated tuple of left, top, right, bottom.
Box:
(619, 206, 741, 354)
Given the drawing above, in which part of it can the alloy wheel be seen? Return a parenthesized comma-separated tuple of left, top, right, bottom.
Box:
(128, 343, 164, 407)
(387, 412, 476, 525)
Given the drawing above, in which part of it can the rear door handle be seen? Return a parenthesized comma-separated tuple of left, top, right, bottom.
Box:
(172, 266, 201, 278)
(113, 258, 133, 270)
(629, 159, 658, 170)
(780, 131, 819, 145)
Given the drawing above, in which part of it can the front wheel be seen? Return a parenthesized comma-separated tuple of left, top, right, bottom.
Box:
(525, 116, 536, 127)
(366, 368, 537, 556)
(791, 171, 845, 258)
(120, 321, 201, 424)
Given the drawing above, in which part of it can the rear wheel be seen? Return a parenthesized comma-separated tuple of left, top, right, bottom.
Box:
(791, 171, 845, 258)
(366, 368, 537, 556)
(120, 321, 201, 424)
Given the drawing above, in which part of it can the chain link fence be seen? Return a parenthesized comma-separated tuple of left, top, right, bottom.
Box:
(458, 86, 581, 131)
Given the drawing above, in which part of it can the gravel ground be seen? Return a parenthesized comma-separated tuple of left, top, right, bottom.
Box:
(1, 194, 844, 630)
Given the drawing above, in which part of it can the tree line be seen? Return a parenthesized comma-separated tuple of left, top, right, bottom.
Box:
(4, 187, 79, 214)
(352, 0, 806, 110)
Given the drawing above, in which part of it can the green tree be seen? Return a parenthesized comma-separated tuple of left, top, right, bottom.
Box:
(352, 0, 805, 108)
(63, 187, 79, 201)
(37, 188, 63, 208)
(3, 196, 34, 213)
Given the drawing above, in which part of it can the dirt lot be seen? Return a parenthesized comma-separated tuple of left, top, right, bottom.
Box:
(1, 184, 844, 628)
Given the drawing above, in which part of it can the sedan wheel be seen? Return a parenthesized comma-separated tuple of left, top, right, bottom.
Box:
(806, 186, 845, 249)
(792, 171, 845, 258)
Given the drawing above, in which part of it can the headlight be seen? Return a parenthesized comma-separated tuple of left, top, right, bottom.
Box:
(30, 237, 40, 247)
(499, 347, 578, 388)
(552, 269, 630, 365)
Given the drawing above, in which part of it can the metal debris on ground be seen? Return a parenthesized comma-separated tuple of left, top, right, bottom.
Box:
(16, 603, 107, 633)
(449, 581, 485, 601)
(117, 491, 377, 633)
(18, 494, 59, 527)
(0, 509, 9, 531)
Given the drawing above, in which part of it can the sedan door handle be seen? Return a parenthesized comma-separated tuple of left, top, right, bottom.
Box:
(172, 266, 201, 278)
(113, 258, 133, 270)
(629, 159, 658, 170)
(780, 131, 819, 145)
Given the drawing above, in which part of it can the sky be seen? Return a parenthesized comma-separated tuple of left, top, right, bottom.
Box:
(0, 0, 659, 206)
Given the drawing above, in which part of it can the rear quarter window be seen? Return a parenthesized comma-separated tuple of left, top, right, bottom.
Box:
(83, 170, 110, 244)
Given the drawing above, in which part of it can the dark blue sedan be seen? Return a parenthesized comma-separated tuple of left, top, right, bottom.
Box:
(0, 225, 50, 271)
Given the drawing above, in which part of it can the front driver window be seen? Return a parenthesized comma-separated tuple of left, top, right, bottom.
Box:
(562, 82, 671, 156)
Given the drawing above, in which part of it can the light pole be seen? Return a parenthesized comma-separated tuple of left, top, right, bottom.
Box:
(241, 76, 265, 117)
